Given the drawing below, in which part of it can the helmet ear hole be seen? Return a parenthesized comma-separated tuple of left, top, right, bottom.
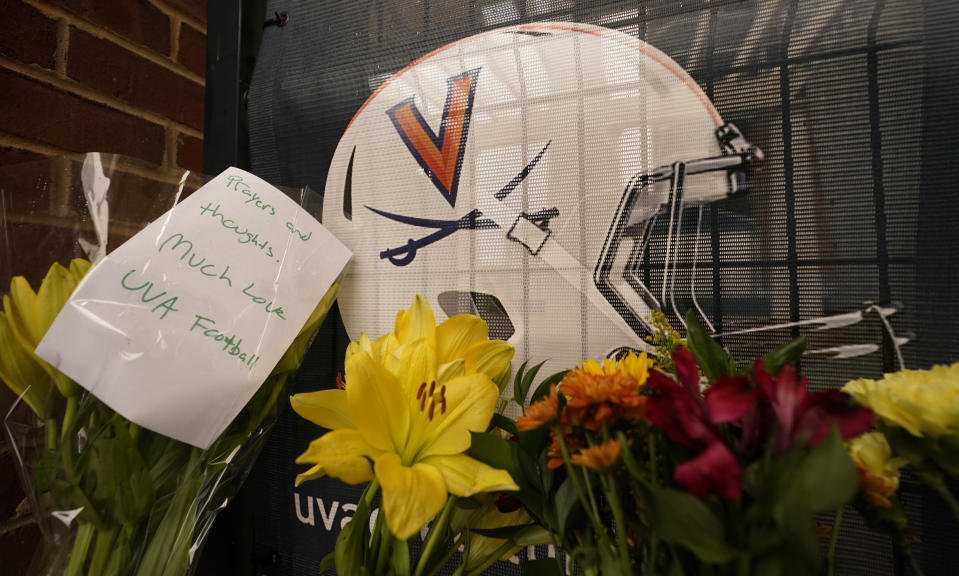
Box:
(342, 147, 355, 221)
(437, 291, 515, 341)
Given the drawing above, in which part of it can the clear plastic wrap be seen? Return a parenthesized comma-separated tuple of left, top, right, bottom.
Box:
(0, 154, 338, 576)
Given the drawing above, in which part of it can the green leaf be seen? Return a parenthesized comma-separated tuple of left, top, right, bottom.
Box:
(799, 429, 859, 513)
(469, 432, 515, 471)
(684, 310, 735, 382)
(518, 428, 550, 460)
(491, 413, 518, 436)
(933, 433, 959, 476)
(335, 483, 373, 575)
(618, 431, 650, 487)
(512, 359, 531, 406)
(517, 361, 546, 406)
(772, 481, 820, 576)
(318, 551, 336, 573)
(762, 337, 807, 376)
(554, 475, 582, 540)
(471, 523, 539, 539)
(522, 558, 565, 576)
(530, 370, 568, 404)
(645, 485, 733, 564)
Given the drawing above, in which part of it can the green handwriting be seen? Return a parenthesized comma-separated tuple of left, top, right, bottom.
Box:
(199, 202, 277, 260)
(189, 314, 260, 371)
(226, 174, 276, 215)
(119, 269, 180, 319)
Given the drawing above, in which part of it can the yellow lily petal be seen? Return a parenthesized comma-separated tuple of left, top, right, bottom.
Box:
(294, 463, 326, 487)
(345, 332, 373, 361)
(394, 295, 436, 348)
(417, 373, 498, 459)
(295, 428, 379, 484)
(423, 453, 518, 497)
(0, 310, 54, 417)
(7, 278, 41, 345)
(4, 293, 78, 398)
(437, 358, 466, 385)
(69, 258, 93, 283)
(394, 338, 437, 398)
(35, 262, 77, 341)
(345, 350, 410, 452)
(436, 314, 488, 364)
(290, 389, 354, 430)
(375, 452, 447, 540)
(372, 332, 400, 364)
(462, 340, 514, 381)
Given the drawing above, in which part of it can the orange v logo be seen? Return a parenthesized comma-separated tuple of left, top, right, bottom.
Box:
(386, 68, 480, 208)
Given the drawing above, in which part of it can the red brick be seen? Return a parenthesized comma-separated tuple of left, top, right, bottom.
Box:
(67, 28, 204, 130)
(0, 521, 40, 575)
(176, 133, 203, 172)
(97, 167, 184, 226)
(177, 23, 206, 77)
(0, 2, 57, 68)
(0, 68, 166, 164)
(49, 0, 170, 54)
(161, 0, 208, 25)
(0, 448, 25, 520)
(0, 147, 47, 167)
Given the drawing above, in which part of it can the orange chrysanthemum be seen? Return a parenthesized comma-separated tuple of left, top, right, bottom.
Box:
(546, 430, 582, 469)
(560, 370, 646, 431)
(570, 439, 623, 470)
(517, 384, 560, 431)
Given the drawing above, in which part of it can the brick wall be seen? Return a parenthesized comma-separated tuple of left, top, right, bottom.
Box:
(0, 1, 207, 571)
(0, 0, 207, 174)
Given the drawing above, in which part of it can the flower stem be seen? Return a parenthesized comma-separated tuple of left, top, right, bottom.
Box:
(554, 429, 604, 537)
(61, 395, 78, 443)
(898, 536, 926, 576)
(826, 507, 844, 576)
(930, 477, 959, 527)
(414, 496, 456, 576)
(89, 525, 118, 576)
(601, 473, 632, 574)
(45, 417, 58, 452)
(374, 519, 395, 575)
(65, 522, 95, 576)
(647, 434, 660, 576)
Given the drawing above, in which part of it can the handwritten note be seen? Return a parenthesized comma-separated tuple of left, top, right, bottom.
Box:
(36, 168, 351, 448)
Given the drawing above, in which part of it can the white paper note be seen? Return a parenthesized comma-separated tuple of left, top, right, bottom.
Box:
(36, 168, 351, 448)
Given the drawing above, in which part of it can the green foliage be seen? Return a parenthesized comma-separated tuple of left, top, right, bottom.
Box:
(641, 485, 733, 565)
(644, 310, 685, 372)
(762, 337, 808, 376)
(684, 310, 736, 382)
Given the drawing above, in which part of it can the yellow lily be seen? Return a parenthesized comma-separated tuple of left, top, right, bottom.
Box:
(0, 306, 53, 417)
(4, 259, 91, 398)
(292, 295, 519, 540)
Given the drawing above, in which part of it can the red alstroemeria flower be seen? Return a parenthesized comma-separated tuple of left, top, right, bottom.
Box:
(752, 360, 874, 453)
(674, 442, 742, 500)
(646, 348, 757, 499)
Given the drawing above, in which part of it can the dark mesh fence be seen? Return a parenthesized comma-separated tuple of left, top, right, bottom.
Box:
(222, 1, 959, 574)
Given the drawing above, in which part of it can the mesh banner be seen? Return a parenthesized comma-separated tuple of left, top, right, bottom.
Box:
(240, 1, 959, 574)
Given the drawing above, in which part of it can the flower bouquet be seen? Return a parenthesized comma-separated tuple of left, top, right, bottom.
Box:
(0, 155, 340, 575)
(293, 298, 958, 575)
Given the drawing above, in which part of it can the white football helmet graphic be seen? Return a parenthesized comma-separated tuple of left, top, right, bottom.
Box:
(322, 22, 763, 368)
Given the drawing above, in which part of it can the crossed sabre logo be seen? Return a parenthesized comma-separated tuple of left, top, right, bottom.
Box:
(365, 67, 555, 266)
